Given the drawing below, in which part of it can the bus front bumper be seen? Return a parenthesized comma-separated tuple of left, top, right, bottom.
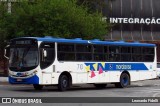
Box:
(9, 75, 39, 84)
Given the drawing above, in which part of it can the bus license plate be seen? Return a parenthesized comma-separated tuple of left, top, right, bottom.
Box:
(17, 79, 22, 82)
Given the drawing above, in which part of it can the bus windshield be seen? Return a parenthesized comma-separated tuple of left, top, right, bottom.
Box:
(9, 46, 38, 71)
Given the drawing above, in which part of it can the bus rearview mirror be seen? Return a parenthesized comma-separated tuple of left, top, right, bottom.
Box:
(4, 45, 10, 60)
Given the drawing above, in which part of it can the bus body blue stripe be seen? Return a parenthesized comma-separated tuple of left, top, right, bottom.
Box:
(85, 63, 149, 71)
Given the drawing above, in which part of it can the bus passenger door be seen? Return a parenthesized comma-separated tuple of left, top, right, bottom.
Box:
(40, 42, 55, 84)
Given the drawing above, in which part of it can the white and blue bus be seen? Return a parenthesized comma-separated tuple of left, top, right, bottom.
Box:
(4, 36, 157, 91)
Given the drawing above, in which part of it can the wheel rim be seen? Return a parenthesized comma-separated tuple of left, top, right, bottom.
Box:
(62, 79, 68, 88)
(122, 76, 128, 86)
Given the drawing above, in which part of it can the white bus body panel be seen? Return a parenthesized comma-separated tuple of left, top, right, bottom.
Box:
(38, 61, 157, 85)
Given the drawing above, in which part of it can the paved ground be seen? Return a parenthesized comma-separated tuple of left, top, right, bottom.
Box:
(0, 78, 160, 97)
(0, 78, 160, 106)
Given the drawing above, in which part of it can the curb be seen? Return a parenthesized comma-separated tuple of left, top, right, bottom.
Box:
(0, 77, 8, 82)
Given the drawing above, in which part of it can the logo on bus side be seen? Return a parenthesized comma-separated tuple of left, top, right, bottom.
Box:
(84, 63, 148, 78)
(85, 62, 105, 78)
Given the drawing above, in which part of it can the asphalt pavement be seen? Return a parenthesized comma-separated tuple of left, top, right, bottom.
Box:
(0, 78, 160, 106)
(0, 78, 160, 97)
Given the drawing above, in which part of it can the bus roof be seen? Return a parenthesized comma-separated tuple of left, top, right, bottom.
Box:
(12, 36, 156, 47)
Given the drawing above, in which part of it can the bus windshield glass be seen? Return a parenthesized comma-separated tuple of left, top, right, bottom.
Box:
(9, 46, 38, 71)
(9, 39, 39, 72)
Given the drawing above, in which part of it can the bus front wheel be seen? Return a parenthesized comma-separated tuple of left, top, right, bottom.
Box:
(115, 73, 130, 88)
(58, 75, 69, 91)
(33, 84, 43, 90)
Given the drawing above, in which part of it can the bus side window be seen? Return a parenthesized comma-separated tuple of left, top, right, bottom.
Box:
(121, 47, 131, 61)
(109, 46, 120, 54)
(142, 47, 154, 62)
(76, 44, 92, 61)
(93, 45, 104, 61)
(58, 43, 75, 61)
(132, 47, 142, 62)
(109, 46, 120, 61)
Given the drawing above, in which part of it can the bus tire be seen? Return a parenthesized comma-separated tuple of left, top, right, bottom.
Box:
(58, 75, 69, 91)
(33, 84, 43, 90)
(115, 73, 130, 88)
(94, 84, 107, 88)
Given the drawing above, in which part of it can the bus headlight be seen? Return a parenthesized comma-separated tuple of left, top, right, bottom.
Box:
(9, 71, 14, 75)
(33, 70, 38, 74)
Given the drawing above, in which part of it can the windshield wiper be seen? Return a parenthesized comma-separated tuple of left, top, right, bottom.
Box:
(19, 46, 31, 67)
